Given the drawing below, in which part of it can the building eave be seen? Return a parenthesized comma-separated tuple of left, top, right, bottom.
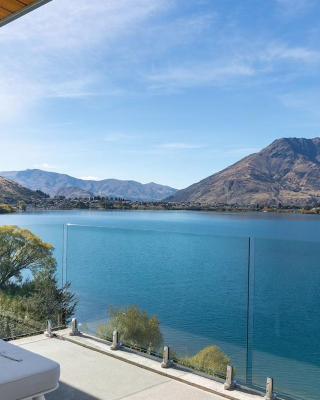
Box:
(0, 0, 51, 28)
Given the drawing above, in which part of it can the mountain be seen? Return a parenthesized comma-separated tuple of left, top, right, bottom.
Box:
(0, 170, 177, 202)
(0, 176, 47, 204)
(169, 138, 320, 207)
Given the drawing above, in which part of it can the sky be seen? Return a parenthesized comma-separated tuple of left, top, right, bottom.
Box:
(1, 0, 320, 189)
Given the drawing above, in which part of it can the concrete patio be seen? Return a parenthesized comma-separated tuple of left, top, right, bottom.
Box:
(13, 334, 228, 400)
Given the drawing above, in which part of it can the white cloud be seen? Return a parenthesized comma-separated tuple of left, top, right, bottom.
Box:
(33, 163, 57, 170)
(262, 44, 320, 63)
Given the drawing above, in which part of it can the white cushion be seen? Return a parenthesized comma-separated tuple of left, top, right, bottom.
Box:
(0, 339, 60, 400)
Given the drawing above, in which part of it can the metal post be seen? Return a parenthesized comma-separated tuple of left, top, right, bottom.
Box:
(224, 365, 235, 390)
(111, 330, 119, 350)
(161, 346, 171, 368)
(45, 320, 53, 338)
(70, 318, 80, 336)
(246, 237, 254, 385)
(265, 377, 274, 400)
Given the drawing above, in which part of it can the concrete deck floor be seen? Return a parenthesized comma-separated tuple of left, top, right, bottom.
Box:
(14, 335, 226, 400)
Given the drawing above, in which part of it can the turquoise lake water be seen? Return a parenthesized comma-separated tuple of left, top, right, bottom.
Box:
(0, 210, 319, 400)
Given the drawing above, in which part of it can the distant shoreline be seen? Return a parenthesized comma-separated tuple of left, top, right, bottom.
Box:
(3, 197, 320, 215)
(24, 201, 320, 215)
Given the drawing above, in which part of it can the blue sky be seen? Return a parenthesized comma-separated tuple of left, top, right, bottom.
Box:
(1, 0, 320, 189)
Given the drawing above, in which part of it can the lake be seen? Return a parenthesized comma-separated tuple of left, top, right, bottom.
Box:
(0, 210, 319, 400)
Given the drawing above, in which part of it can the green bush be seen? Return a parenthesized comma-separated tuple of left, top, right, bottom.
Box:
(179, 345, 231, 378)
(97, 306, 163, 352)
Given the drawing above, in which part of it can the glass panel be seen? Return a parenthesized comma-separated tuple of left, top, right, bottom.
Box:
(251, 238, 320, 400)
(66, 225, 249, 380)
(0, 224, 66, 339)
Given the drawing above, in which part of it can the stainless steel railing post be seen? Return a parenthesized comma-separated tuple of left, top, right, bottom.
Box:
(224, 365, 235, 390)
(44, 320, 53, 338)
(111, 330, 120, 350)
(264, 377, 274, 400)
(70, 318, 80, 336)
(161, 346, 171, 368)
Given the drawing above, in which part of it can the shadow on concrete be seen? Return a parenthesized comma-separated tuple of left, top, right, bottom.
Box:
(47, 381, 100, 400)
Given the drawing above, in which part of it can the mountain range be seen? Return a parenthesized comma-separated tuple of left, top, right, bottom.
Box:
(2, 138, 320, 208)
(169, 137, 320, 207)
(0, 170, 177, 202)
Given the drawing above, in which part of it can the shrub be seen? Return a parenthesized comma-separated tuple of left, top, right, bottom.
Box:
(179, 345, 230, 378)
(97, 306, 163, 352)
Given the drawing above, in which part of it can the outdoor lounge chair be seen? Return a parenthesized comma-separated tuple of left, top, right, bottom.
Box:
(0, 339, 60, 400)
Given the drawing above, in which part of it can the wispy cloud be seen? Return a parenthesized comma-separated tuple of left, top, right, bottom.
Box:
(0, 0, 171, 51)
(148, 63, 255, 90)
(146, 38, 320, 91)
(1, 0, 319, 118)
(261, 43, 320, 63)
(0, 0, 171, 122)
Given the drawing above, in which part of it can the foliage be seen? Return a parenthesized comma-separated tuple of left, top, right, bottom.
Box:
(0, 226, 76, 338)
(0, 293, 43, 338)
(25, 270, 76, 325)
(97, 306, 163, 352)
(179, 346, 230, 378)
(0, 204, 16, 214)
(0, 226, 55, 289)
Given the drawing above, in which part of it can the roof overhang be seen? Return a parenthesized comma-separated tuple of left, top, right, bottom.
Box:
(0, 0, 51, 28)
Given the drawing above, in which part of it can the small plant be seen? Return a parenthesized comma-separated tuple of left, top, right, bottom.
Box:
(179, 345, 231, 378)
(97, 306, 163, 352)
